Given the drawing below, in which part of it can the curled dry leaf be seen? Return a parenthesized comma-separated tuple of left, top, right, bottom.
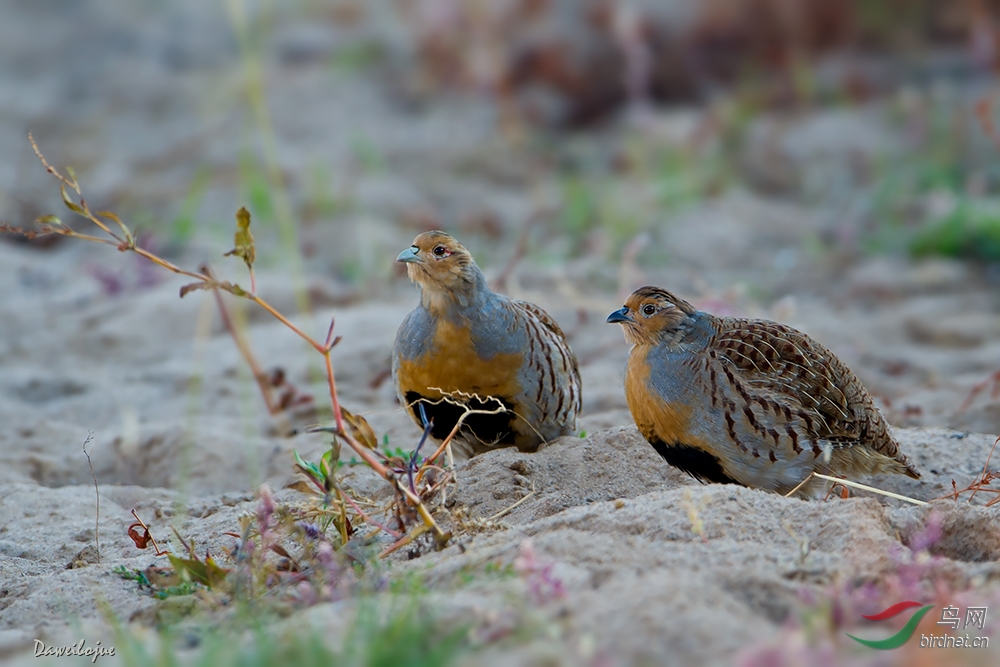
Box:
(128, 522, 153, 550)
(341, 407, 379, 450)
(179, 281, 212, 298)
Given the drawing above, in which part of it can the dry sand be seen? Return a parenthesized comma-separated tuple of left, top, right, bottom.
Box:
(1, 2, 999, 666)
(1, 242, 998, 666)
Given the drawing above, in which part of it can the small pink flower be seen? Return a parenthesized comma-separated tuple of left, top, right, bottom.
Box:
(514, 539, 566, 604)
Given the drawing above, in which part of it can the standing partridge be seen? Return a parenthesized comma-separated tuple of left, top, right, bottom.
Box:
(393, 231, 581, 459)
(607, 286, 920, 496)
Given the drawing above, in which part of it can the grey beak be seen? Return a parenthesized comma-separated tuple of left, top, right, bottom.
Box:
(396, 246, 422, 264)
(606, 307, 632, 324)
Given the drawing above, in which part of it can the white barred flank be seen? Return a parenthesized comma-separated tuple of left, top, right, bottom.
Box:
(512, 299, 582, 438)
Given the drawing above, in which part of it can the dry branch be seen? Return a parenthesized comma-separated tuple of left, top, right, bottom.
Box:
(6, 135, 453, 554)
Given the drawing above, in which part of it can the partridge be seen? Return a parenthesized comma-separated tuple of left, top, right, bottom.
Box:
(607, 286, 920, 496)
(393, 231, 581, 459)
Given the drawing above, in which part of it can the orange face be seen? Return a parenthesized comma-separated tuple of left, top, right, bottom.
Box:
(607, 286, 694, 345)
(396, 231, 475, 293)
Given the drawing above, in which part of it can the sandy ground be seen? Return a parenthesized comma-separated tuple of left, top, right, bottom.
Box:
(1, 1, 1000, 666)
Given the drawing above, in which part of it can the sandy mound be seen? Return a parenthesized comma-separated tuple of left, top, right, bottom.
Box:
(1, 3, 999, 665)
(2, 421, 999, 666)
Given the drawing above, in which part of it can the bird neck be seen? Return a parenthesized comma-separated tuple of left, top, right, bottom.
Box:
(419, 266, 490, 318)
(655, 311, 714, 351)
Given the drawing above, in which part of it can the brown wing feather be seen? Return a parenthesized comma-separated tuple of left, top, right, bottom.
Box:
(710, 317, 919, 478)
(509, 299, 582, 433)
(513, 300, 568, 338)
(713, 319, 855, 435)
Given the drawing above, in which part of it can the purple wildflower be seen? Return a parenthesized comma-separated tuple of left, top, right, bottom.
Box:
(297, 521, 320, 540)
(514, 539, 566, 604)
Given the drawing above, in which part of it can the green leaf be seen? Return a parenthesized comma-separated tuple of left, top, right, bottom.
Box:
(34, 215, 63, 227)
(96, 209, 132, 239)
(167, 553, 230, 589)
(60, 184, 84, 214)
(320, 441, 341, 476)
(223, 207, 256, 273)
(294, 450, 323, 481)
(95, 210, 122, 225)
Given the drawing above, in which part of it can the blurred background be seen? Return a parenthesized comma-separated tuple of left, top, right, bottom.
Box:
(2, 0, 1000, 440)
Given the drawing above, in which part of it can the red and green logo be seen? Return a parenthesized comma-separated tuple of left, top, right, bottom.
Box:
(846, 601, 935, 650)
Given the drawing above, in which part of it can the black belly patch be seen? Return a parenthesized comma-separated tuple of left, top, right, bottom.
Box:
(648, 438, 740, 486)
(405, 391, 516, 446)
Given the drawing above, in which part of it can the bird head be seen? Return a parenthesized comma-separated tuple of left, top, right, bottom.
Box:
(606, 286, 698, 345)
(397, 231, 482, 307)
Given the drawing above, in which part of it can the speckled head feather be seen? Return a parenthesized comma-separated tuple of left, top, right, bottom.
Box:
(396, 231, 483, 312)
(607, 286, 698, 346)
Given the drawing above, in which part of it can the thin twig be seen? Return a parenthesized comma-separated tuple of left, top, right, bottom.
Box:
(210, 284, 280, 415)
(783, 472, 816, 499)
(784, 471, 927, 506)
(129, 246, 211, 282)
(415, 391, 509, 478)
(932, 435, 1000, 503)
(323, 424, 448, 544)
(129, 509, 169, 557)
(171, 525, 197, 559)
(422, 469, 454, 501)
(812, 473, 927, 506)
(409, 406, 434, 494)
(82, 431, 100, 564)
(968, 435, 999, 504)
(337, 485, 401, 539)
(321, 348, 345, 440)
(379, 524, 431, 558)
(487, 487, 536, 522)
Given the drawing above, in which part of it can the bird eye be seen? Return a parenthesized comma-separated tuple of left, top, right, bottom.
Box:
(642, 304, 656, 316)
(432, 245, 447, 257)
